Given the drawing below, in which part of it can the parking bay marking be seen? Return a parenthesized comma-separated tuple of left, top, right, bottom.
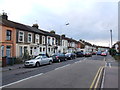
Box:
(55, 64, 71, 70)
(0, 73, 43, 88)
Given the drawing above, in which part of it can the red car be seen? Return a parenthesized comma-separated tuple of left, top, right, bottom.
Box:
(101, 52, 107, 56)
(84, 52, 92, 57)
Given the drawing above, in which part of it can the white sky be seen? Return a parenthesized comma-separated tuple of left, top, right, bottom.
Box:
(0, 0, 119, 47)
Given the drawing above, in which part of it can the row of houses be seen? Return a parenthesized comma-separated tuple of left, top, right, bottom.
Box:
(0, 13, 109, 60)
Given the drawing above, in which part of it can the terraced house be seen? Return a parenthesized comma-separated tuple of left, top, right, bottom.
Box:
(0, 13, 84, 62)
(0, 13, 16, 58)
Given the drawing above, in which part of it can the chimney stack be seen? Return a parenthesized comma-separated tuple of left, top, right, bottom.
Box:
(32, 24, 39, 29)
(62, 34, 65, 37)
(0, 12, 8, 20)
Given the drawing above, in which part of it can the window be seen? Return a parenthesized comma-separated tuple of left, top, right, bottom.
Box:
(52, 38, 54, 45)
(35, 34, 39, 43)
(43, 48, 45, 52)
(48, 37, 50, 45)
(19, 31, 24, 42)
(6, 30, 11, 40)
(42, 36, 45, 44)
(1, 46, 4, 57)
(19, 46, 22, 56)
(48, 48, 50, 52)
(30, 47, 33, 55)
(40, 47, 42, 52)
(28, 33, 32, 43)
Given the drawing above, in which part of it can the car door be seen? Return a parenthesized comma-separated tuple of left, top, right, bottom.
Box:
(41, 56, 49, 64)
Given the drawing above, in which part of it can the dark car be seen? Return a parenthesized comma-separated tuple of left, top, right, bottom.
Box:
(84, 52, 92, 57)
(52, 53, 67, 62)
(65, 53, 76, 60)
(75, 51, 84, 57)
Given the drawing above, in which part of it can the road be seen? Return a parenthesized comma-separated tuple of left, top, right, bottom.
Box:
(1, 55, 118, 89)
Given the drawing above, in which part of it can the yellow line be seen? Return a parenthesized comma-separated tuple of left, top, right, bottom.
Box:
(89, 66, 102, 90)
(94, 66, 104, 90)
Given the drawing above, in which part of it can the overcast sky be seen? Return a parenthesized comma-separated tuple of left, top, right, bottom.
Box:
(0, 0, 119, 47)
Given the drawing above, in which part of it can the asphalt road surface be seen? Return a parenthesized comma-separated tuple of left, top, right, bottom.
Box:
(2, 55, 107, 88)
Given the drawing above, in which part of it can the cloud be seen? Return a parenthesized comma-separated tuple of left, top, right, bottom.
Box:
(0, 0, 118, 46)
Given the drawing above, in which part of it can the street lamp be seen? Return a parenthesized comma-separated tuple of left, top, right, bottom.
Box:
(110, 29, 112, 48)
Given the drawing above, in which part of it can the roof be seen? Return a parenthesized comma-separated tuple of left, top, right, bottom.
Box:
(0, 18, 45, 35)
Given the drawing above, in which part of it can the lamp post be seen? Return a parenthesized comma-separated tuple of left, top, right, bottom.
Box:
(59, 23, 69, 53)
(110, 29, 112, 48)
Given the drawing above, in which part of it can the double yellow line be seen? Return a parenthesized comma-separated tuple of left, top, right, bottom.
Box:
(89, 66, 104, 90)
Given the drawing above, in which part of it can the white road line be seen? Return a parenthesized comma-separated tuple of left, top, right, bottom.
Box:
(83, 58, 87, 60)
(55, 64, 70, 70)
(109, 63, 112, 68)
(105, 63, 107, 67)
(75, 61, 79, 63)
(0, 73, 43, 88)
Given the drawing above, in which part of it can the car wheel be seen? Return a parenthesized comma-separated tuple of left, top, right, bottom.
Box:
(58, 59, 61, 63)
(49, 61, 52, 65)
(64, 58, 67, 61)
(36, 62, 40, 67)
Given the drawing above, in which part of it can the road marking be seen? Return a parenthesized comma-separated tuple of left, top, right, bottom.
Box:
(94, 67, 104, 89)
(0, 73, 43, 88)
(55, 64, 70, 70)
(74, 61, 81, 64)
(101, 67, 106, 88)
(89, 67, 102, 90)
(103, 57, 106, 61)
(83, 58, 87, 60)
(105, 63, 107, 67)
(89, 66, 104, 90)
(108, 63, 111, 68)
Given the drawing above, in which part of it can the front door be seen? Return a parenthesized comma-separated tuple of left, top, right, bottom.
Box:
(6, 46, 11, 57)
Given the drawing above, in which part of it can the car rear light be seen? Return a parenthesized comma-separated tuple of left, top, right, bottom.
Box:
(56, 56, 59, 59)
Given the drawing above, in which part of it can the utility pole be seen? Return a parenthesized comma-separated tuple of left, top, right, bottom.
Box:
(110, 29, 112, 48)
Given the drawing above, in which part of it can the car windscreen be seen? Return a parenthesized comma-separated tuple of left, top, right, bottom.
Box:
(35, 56, 42, 59)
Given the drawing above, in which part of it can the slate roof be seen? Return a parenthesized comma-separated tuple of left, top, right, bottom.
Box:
(0, 18, 45, 35)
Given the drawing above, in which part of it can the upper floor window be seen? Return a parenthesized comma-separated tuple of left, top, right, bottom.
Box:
(6, 30, 11, 41)
(52, 38, 55, 45)
(35, 34, 39, 44)
(42, 36, 45, 44)
(48, 37, 50, 45)
(19, 31, 24, 42)
(28, 33, 32, 43)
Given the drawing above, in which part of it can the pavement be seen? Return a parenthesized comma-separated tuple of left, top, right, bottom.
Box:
(1, 64, 24, 72)
(103, 55, 119, 89)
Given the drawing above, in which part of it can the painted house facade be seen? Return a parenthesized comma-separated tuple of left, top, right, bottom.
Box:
(0, 13, 16, 58)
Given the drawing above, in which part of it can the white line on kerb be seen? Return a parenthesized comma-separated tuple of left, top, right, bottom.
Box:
(101, 67, 106, 88)
(55, 64, 70, 70)
(0, 73, 43, 88)
(105, 63, 107, 67)
(109, 63, 111, 68)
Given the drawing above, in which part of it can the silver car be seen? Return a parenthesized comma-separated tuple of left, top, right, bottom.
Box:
(24, 55, 53, 67)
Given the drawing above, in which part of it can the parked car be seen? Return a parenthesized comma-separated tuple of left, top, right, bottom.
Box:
(24, 55, 53, 67)
(101, 52, 107, 56)
(84, 52, 92, 57)
(97, 51, 102, 55)
(92, 51, 96, 55)
(75, 51, 84, 57)
(65, 53, 76, 60)
(52, 53, 67, 62)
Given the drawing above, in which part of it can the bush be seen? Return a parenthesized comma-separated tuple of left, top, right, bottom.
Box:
(113, 55, 120, 61)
